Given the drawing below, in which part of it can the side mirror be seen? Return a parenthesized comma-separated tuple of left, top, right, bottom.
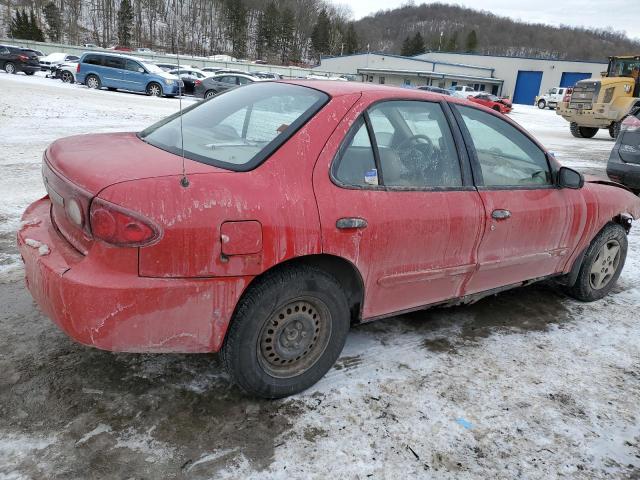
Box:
(138, 67, 145, 73)
(558, 166, 584, 189)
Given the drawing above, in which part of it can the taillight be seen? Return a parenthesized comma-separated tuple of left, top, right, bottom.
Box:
(76, 63, 80, 73)
(18, 54, 28, 61)
(563, 88, 573, 103)
(622, 115, 640, 132)
(195, 79, 202, 86)
(90, 198, 160, 247)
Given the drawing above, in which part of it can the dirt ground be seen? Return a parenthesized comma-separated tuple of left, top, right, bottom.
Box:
(1, 73, 639, 479)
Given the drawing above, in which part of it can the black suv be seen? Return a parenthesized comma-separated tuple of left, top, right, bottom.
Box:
(607, 106, 640, 194)
(0, 44, 40, 75)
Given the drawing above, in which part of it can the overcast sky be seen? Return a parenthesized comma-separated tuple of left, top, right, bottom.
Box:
(334, 0, 640, 40)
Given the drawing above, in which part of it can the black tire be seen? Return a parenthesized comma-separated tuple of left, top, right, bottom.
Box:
(492, 105, 501, 112)
(221, 265, 350, 398)
(24, 71, 35, 76)
(4, 62, 16, 74)
(537, 99, 546, 109)
(146, 82, 163, 97)
(85, 74, 101, 89)
(204, 89, 217, 99)
(609, 121, 621, 139)
(570, 122, 598, 138)
(60, 71, 74, 83)
(564, 223, 627, 302)
(107, 87, 117, 91)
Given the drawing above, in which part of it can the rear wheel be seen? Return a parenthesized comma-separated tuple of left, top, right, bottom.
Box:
(85, 74, 101, 89)
(492, 105, 501, 112)
(537, 99, 546, 109)
(570, 122, 598, 138)
(146, 82, 162, 97)
(61, 71, 73, 83)
(221, 265, 350, 398)
(609, 121, 621, 139)
(4, 62, 16, 74)
(204, 89, 217, 99)
(564, 223, 627, 302)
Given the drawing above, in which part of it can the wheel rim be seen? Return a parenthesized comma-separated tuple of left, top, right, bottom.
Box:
(589, 239, 621, 290)
(205, 91, 215, 98)
(149, 84, 161, 96)
(257, 297, 332, 379)
(6, 63, 15, 74)
(62, 72, 71, 83)
(87, 77, 98, 88)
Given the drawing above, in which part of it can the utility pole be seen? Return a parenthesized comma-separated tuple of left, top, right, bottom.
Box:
(438, 31, 443, 51)
(340, 43, 344, 56)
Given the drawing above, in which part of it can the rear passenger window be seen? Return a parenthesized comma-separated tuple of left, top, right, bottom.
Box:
(333, 117, 378, 187)
(84, 54, 102, 65)
(104, 56, 124, 69)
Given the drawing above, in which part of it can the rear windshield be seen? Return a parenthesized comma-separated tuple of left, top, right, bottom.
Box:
(139, 82, 328, 171)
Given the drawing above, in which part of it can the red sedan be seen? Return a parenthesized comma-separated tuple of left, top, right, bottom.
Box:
(18, 81, 640, 397)
(468, 92, 513, 114)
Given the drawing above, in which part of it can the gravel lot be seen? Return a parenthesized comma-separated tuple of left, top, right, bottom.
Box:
(1, 72, 639, 479)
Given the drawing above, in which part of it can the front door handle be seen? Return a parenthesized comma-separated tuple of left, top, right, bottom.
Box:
(336, 217, 368, 229)
(491, 209, 511, 220)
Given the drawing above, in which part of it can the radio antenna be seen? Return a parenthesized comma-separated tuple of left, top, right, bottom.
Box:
(175, 6, 189, 188)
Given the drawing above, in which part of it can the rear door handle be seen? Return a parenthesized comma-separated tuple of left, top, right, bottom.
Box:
(336, 217, 368, 229)
(491, 209, 511, 220)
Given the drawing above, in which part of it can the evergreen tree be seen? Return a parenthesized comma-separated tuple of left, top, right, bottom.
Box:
(29, 10, 45, 41)
(465, 29, 478, 52)
(311, 8, 331, 60)
(410, 31, 424, 55)
(344, 22, 358, 54)
(256, 2, 279, 60)
(117, 0, 134, 47)
(278, 6, 295, 64)
(223, 0, 247, 59)
(445, 31, 459, 51)
(400, 35, 412, 56)
(43, 2, 63, 42)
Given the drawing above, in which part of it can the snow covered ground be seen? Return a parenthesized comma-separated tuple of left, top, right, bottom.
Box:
(1, 72, 639, 479)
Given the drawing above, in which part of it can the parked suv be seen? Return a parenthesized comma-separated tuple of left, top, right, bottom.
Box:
(76, 52, 182, 97)
(607, 106, 640, 193)
(0, 44, 40, 75)
(535, 87, 569, 109)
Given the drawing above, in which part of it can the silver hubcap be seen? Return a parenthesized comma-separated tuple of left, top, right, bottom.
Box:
(87, 77, 98, 88)
(206, 91, 214, 98)
(590, 239, 621, 290)
(6, 64, 14, 73)
(149, 85, 161, 96)
(257, 298, 331, 379)
(62, 72, 71, 82)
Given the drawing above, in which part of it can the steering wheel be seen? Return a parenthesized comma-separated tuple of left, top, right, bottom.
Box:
(396, 134, 435, 151)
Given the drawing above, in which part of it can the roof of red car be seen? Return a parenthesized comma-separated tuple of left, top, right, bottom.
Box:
(282, 79, 454, 100)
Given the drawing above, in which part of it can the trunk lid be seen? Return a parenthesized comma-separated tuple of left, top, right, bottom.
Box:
(44, 132, 227, 253)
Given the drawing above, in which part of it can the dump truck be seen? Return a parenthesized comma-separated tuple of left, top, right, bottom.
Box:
(557, 55, 640, 139)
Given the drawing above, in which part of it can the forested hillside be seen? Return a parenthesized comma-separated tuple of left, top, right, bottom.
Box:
(353, 3, 640, 62)
(3, 0, 639, 64)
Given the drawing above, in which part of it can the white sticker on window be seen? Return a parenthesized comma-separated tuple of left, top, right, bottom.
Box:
(365, 168, 379, 185)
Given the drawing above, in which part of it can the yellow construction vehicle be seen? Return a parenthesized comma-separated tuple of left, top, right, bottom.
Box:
(557, 55, 640, 139)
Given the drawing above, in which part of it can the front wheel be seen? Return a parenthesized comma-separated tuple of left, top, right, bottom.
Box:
(4, 62, 16, 74)
(570, 122, 598, 138)
(221, 265, 350, 398)
(146, 82, 163, 97)
(537, 99, 546, 109)
(564, 223, 627, 302)
(24, 71, 35, 76)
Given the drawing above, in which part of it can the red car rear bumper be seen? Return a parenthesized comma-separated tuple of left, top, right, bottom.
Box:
(17, 196, 248, 353)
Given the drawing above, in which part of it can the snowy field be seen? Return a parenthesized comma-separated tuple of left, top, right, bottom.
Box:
(1, 72, 639, 479)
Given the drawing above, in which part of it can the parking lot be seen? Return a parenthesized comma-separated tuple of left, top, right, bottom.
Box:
(1, 72, 639, 479)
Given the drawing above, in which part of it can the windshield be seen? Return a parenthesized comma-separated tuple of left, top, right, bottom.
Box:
(140, 82, 328, 171)
(142, 62, 165, 74)
(609, 58, 640, 78)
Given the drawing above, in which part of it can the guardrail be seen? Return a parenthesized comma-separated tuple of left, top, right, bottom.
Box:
(0, 38, 347, 80)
